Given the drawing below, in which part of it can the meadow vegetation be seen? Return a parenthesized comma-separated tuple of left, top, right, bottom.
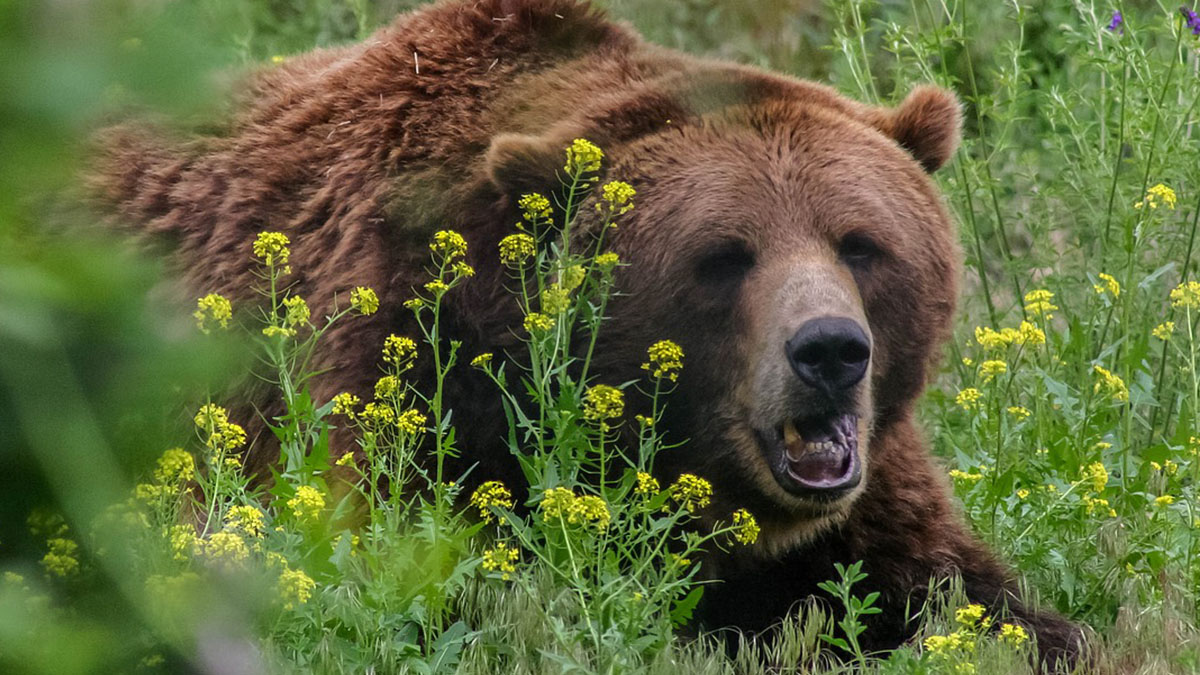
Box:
(4, 0, 1200, 672)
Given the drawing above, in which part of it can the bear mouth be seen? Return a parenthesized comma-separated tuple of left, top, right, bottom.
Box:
(761, 413, 861, 498)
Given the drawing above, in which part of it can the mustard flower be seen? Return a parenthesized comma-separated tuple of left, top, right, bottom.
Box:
(1153, 321, 1175, 341)
(999, 623, 1029, 647)
(560, 264, 586, 292)
(225, 505, 265, 538)
(1170, 280, 1200, 309)
(596, 180, 635, 217)
(1155, 494, 1176, 507)
(498, 233, 536, 267)
(635, 414, 654, 428)
(452, 262, 475, 279)
(154, 448, 195, 484)
(1134, 183, 1177, 210)
(523, 312, 556, 334)
(335, 452, 355, 467)
(541, 285, 572, 314)
(282, 295, 310, 328)
(518, 193, 552, 221)
(595, 252, 620, 271)
(642, 339, 684, 381)
(404, 298, 424, 310)
(470, 481, 514, 523)
(974, 326, 1011, 350)
(195, 531, 250, 566)
(349, 286, 379, 315)
(569, 495, 611, 529)
(564, 138, 603, 174)
(194, 293, 232, 334)
(396, 408, 426, 434)
(168, 524, 197, 562)
(430, 230, 467, 259)
(374, 375, 401, 400)
(331, 392, 360, 417)
(949, 469, 984, 483)
(1083, 462, 1109, 493)
(194, 404, 247, 454)
(978, 359, 1008, 381)
(278, 567, 316, 610)
(1015, 320, 1045, 346)
(1093, 365, 1129, 402)
(583, 384, 624, 428)
(670, 474, 713, 513)
(634, 471, 660, 496)
(382, 335, 417, 365)
(1023, 289, 1057, 318)
(362, 402, 395, 427)
(955, 387, 982, 410)
(424, 279, 450, 294)
(287, 485, 325, 524)
(1016, 488, 1030, 499)
(731, 508, 760, 545)
(471, 352, 493, 368)
(539, 487, 576, 521)
(1007, 406, 1031, 420)
(262, 325, 296, 338)
(252, 231, 291, 267)
(41, 538, 80, 578)
(955, 603, 987, 628)
(1093, 273, 1120, 298)
(134, 483, 170, 503)
(481, 542, 519, 580)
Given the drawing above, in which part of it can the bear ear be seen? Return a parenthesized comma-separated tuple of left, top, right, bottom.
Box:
(485, 132, 564, 200)
(867, 85, 962, 173)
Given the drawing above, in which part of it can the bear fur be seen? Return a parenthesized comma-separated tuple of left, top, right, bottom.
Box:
(88, 0, 1086, 664)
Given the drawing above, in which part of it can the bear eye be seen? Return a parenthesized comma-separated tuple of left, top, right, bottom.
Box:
(695, 242, 756, 286)
(838, 233, 882, 267)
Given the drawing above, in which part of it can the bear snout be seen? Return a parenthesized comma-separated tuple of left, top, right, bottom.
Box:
(784, 316, 871, 396)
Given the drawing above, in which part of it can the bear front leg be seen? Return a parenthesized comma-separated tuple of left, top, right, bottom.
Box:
(846, 419, 1088, 667)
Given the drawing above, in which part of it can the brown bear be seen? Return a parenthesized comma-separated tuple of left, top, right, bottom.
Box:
(88, 0, 1086, 665)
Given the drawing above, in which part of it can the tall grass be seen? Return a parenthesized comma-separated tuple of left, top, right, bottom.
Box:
(4, 0, 1200, 673)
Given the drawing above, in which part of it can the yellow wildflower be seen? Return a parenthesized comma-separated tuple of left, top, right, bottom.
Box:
(362, 402, 395, 427)
(424, 279, 450, 294)
(541, 285, 572, 314)
(634, 471, 660, 496)
(670, 474, 713, 513)
(1155, 495, 1175, 507)
(596, 252, 620, 271)
(252, 231, 291, 267)
(1015, 321, 1045, 346)
(539, 487, 577, 522)
(1083, 462, 1109, 493)
(1093, 365, 1129, 402)
(168, 524, 197, 562)
(336, 452, 355, 467)
(134, 482, 170, 503)
(955, 388, 982, 410)
(193, 293, 233, 334)
(224, 505, 265, 538)
(471, 353, 493, 368)
(396, 408, 426, 434)
(569, 495, 611, 529)
(481, 542, 519, 581)
(41, 538, 80, 578)
(1134, 183, 1177, 210)
(596, 180, 635, 217)
(470, 481, 514, 524)
(560, 264, 586, 292)
(262, 325, 296, 338)
(642, 339, 684, 382)
(287, 485, 325, 524)
(731, 509, 760, 545)
(978, 359, 1007, 381)
(999, 623, 1029, 647)
(430, 230, 467, 259)
(564, 138, 603, 174)
(282, 296, 309, 328)
(382, 335, 417, 365)
(583, 384, 624, 429)
(278, 567, 316, 610)
(635, 414, 654, 428)
(955, 604, 987, 628)
(374, 375, 401, 400)
(154, 448, 195, 484)
(517, 193, 552, 221)
(331, 392, 360, 417)
(1023, 289, 1057, 318)
(1093, 273, 1120, 298)
(1007, 406, 1031, 420)
(1170, 280, 1200, 309)
(523, 312, 556, 334)
(1017, 488, 1030, 499)
(949, 469, 984, 483)
(498, 233, 536, 267)
(1153, 321, 1175, 341)
(974, 326, 1011, 350)
(349, 286, 379, 315)
(195, 531, 250, 566)
(451, 261, 475, 278)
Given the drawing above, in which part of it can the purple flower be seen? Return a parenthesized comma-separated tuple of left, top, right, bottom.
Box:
(1107, 10, 1123, 32)
(1183, 6, 1200, 35)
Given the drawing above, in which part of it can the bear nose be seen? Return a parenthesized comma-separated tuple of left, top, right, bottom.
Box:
(785, 317, 871, 395)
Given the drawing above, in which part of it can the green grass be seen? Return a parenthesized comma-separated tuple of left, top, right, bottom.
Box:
(4, 0, 1200, 673)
